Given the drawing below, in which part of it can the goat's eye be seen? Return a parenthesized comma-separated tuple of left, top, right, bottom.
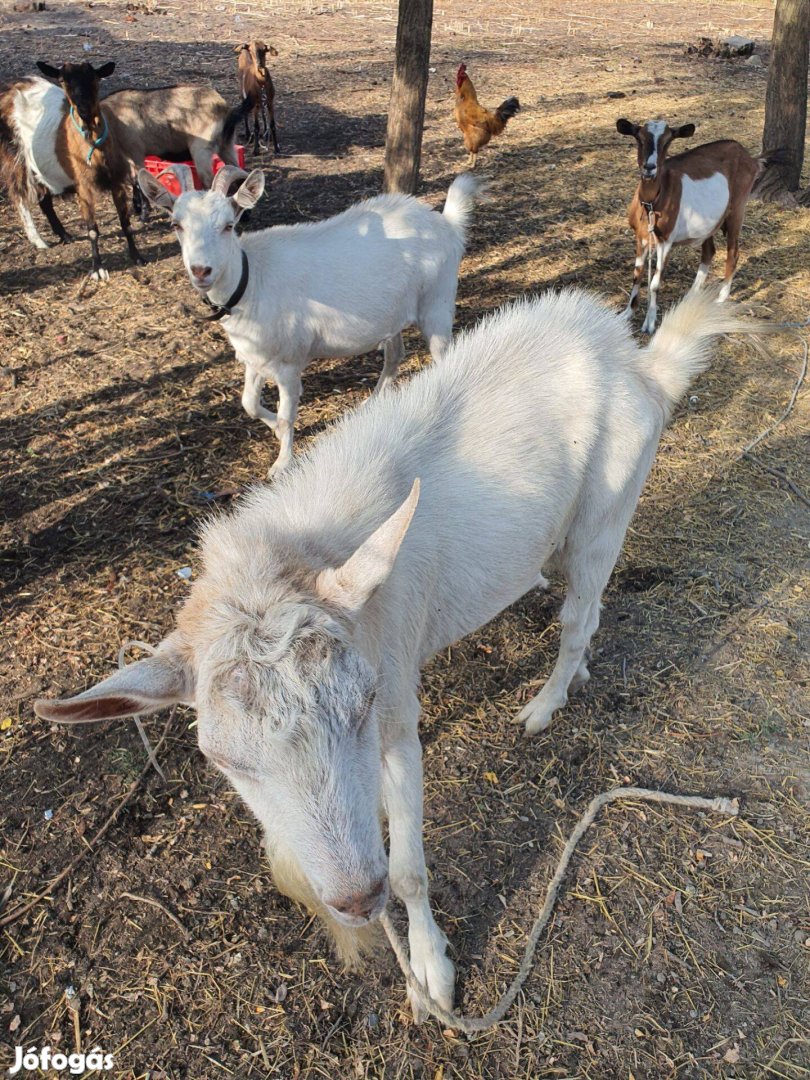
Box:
(171, 221, 182, 231)
(223, 223, 234, 233)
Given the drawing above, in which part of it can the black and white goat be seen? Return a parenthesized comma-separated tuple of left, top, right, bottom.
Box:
(0, 61, 144, 278)
(617, 117, 783, 332)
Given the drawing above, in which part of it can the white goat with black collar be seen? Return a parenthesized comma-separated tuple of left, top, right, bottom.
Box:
(138, 166, 479, 476)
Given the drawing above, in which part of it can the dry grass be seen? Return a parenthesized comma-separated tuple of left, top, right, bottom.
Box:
(1, 0, 808, 1077)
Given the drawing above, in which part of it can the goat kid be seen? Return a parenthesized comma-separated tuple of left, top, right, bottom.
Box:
(235, 41, 280, 155)
(138, 164, 479, 476)
(617, 117, 778, 333)
(36, 287, 760, 1021)
(0, 62, 144, 278)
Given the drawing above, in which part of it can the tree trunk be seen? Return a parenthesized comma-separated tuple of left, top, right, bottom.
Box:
(762, 0, 810, 192)
(382, 0, 434, 195)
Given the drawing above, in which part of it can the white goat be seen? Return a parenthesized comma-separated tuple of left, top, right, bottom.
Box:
(35, 288, 757, 1021)
(137, 166, 480, 475)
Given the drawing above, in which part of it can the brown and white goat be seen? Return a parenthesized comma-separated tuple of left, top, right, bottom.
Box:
(235, 41, 280, 155)
(0, 61, 143, 279)
(617, 118, 779, 333)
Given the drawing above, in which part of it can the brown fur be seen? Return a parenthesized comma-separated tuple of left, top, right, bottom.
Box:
(235, 40, 280, 154)
(2, 64, 143, 271)
(621, 123, 766, 301)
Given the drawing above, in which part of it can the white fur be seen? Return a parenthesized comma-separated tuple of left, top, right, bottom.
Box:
(141, 170, 479, 475)
(670, 173, 730, 244)
(643, 118, 667, 174)
(12, 77, 72, 195)
(38, 288, 753, 1020)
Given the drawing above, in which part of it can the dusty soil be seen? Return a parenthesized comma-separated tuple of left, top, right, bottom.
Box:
(1, 1, 808, 1077)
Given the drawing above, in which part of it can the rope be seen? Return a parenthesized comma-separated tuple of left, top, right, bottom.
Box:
(381, 785, 739, 1034)
(69, 106, 109, 163)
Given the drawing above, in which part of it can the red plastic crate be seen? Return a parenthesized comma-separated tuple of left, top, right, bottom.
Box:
(143, 145, 247, 196)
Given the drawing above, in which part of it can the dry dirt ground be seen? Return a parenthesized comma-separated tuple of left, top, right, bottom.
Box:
(1, 1, 809, 1077)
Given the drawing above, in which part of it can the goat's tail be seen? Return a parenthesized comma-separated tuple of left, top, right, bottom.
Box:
(756, 147, 792, 174)
(221, 93, 255, 150)
(442, 172, 482, 246)
(639, 289, 771, 415)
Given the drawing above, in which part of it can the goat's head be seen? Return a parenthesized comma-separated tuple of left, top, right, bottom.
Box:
(37, 60, 115, 133)
(456, 62, 468, 88)
(235, 40, 278, 81)
(34, 481, 420, 928)
(137, 165, 265, 295)
(616, 118, 696, 181)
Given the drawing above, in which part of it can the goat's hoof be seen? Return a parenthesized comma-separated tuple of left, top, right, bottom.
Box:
(517, 693, 558, 736)
(91, 268, 110, 282)
(57, 234, 72, 245)
(407, 949, 455, 1024)
(33, 239, 50, 250)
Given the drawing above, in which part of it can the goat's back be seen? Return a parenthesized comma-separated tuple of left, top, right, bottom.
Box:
(6, 77, 72, 195)
(102, 85, 231, 161)
(217, 291, 665, 653)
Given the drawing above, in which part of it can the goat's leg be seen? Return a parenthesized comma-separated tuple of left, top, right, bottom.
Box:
(39, 193, 71, 243)
(718, 213, 743, 302)
(517, 521, 630, 736)
(374, 333, 405, 395)
(420, 301, 454, 362)
(267, 365, 302, 478)
(241, 363, 278, 431)
(252, 106, 261, 156)
(111, 181, 146, 265)
(641, 238, 671, 335)
(623, 232, 648, 317)
(691, 235, 716, 292)
(17, 200, 49, 250)
(269, 113, 280, 154)
(382, 693, 455, 1022)
(75, 182, 107, 281)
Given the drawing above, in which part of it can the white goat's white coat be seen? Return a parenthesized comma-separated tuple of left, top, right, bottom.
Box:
(36, 287, 751, 1020)
(138, 168, 478, 475)
(12, 79, 73, 196)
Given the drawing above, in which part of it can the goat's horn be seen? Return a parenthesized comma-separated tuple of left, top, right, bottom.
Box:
(161, 163, 196, 194)
(211, 165, 248, 195)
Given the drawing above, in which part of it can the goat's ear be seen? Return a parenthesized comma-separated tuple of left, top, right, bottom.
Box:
(234, 43, 248, 52)
(231, 168, 265, 212)
(34, 641, 194, 724)
(37, 61, 61, 80)
(315, 479, 420, 618)
(94, 61, 116, 79)
(137, 169, 176, 212)
(616, 118, 639, 137)
(672, 123, 696, 139)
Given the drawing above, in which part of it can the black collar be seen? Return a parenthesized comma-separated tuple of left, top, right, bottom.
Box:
(201, 250, 249, 321)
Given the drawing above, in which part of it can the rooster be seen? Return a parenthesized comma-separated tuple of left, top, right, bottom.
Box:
(454, 63, 520, 167)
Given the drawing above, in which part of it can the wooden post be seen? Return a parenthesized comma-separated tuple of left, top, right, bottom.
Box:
(382, 0, 434, 195)
(763, 0, 810, 192)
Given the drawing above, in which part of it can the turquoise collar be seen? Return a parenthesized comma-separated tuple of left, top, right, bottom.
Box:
(69, 106, 109, 163)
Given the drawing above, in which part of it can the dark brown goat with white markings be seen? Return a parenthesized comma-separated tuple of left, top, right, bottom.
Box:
(235, 41, 280, 155)
(0, 61, 143, 279)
